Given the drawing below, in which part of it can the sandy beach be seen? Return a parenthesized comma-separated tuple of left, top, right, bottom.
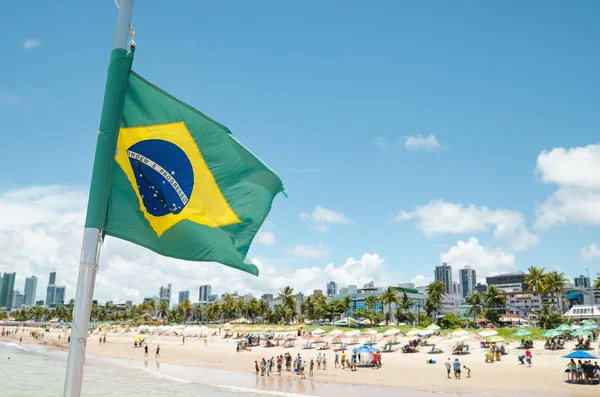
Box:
(2, 326, 599, 397)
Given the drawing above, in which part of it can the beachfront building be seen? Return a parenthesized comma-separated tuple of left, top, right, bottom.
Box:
(486, 272, 526, 292)
(13, 291, 25, 309)
(54, 285, 66, 306)
(260, 293, 274, 303)
(459, 266, 476, 299)
(159, 284, 172, 305)
(434, 263, 452, 294)
(326, 281, 337, 297)
(452, 281, 462, 297)
(0, 272, 16, 311)
(48, 271, 56, 285)
(199, 285, 211, 303)
(397, 282, 415, 289)
(24, 276, 37, 306)
(574, 275, 591, 289)
(178, 290, 189, 305)
(564, 304, 600, 320)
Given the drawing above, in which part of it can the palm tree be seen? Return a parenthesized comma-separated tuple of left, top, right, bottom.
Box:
(342, 295, 352, 318)
(465, 292, 484, 322)
(537, 305, 563, 330)
(206, 302, 221, 322)
(525, 266, 547, 294)
(364, 295, 379, 312)
(278, 286, 296, 320)
(394, 306, 403, 325)
(544, 271, 567, 312)
(425, 281, 446, 309)
(399, 291, 414, 317)
(380, 286, 400, 322)
(221, 294, 236, 321)
(158, 300, 170, 321)
(423, 298, 438, 324)
(181, 298, 192, 323)
(484, 285, 506, 325)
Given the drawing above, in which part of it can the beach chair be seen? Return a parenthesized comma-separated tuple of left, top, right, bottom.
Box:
(334, 343, 347, 352)
(428, 345, 443, 354)
(318, 342, 330, 350)
(302, 341, 314, 349)
(283, 339, 295, 348)
(382, 344, 397, 353)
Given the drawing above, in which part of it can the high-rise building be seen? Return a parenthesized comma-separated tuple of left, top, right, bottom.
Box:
(46, 285, 56, 307)
(0, 273, 16, 311)
(159, 284, 172, 305)
(574, 275, 591, 289)
(398, 282, 416, 289)
(260, 293, 273, 302)
(48, 272, 56, 286)
(452, 281, 462, 296)
(486, 272, 526, 292)
(54, 286, 66, 305)
(326, 281, 337, 297)
(434, 263, 453, 294)
(24, 276, 38, 306)
(178, 290, 189, 304)
(459, 266, 476, 299)
(199, 285, 212, 303)
(13, 291, 25, 309)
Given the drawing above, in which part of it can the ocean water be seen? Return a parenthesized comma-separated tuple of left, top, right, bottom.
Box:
(0, 341, 555, 397)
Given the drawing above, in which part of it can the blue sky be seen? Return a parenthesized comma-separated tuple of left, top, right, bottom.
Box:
(1, 1, 599, 301)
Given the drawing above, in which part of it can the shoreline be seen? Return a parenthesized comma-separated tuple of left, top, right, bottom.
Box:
(2, 328, 598, 397)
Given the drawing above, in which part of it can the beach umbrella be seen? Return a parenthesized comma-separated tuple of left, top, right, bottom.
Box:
(479, 329, 498, 337)
(427, 324, 441, 331)
(406, 328, 421, 336)
(452, 335, 469, 343)
(542, 329, 562, 338)
(581, 320, 596, 325)
(328, 329, 343, 336)
(384, 328, 400, 337)
(563, 351, 599, 359)
(555, 324, 571, 332)
(345, 330, 360, 337)
(427, 336, 444, 344)
(571, 329, 592, 337)
(362, 329, 378, 335)
(312, 328, 325, 335)
(513, 329, 532, 337)
(583, 324, 599, 330)
(419, 329, 435, 336)
(488, 335, 505, 343)
(353, 344, 380, 354)
(570, 324, 581, 330)
(451, 329, 469, 337)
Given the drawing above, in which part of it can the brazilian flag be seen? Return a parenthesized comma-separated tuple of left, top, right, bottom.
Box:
(85, 47, 283, 276)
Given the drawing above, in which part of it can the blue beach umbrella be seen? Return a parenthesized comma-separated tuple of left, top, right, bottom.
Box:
(353, 344, 380, 354)
(563, 351, 599, 359)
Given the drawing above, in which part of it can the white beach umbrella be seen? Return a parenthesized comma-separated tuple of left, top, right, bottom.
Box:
(312, 328, 325, 335)
(452, 335, 469, 343)
(384, 328, 400, 337)
(451, 329, 469, 337)
(362, 329, 378, 335)
(345, 330, 360, 337)
(406, 328, 421, 336)
(479, 329, 498, 337)
(427, 325, 441, 331)
(328, 329, 343, 336)
(419, 329, 435, 336)
(571, 324, 581, 330)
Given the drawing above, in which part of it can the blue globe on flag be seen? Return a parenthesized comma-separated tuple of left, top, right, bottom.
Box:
(127, 139, 194, 217)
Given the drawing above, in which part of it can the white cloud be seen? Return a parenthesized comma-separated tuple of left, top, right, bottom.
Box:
(255, 231, 276, 246)
(440, 237, 516, 281)
(404, 134, 440, 152)
(396, 200, 538, 251)
(374, 136, 391, 148)
(581, 244, 600, 261)
(290, 242, 330, 259)
(0, 186, 390, 303)
(535, 144, 600, 229)
(23, 40, 40, 49)
(299, 205, 353, 232)
(410, 274, 433, 287)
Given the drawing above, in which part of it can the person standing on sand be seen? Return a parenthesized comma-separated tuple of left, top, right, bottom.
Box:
(454, 358, 461, 379)
(445, 358, 452, 379)
(155, 345, 160, 358)
(317, 353, 322, 370)
(335, 352, 340, 368)
(144, 344, 148, 357)
(204, 337, 208, 346)
(525, 349, 532, 367)
(182, 335, 185, 345)
(254, 360, 259, 375)
(309, 359, 314, 377)
(99, 337, 102, 345)
(323, 354, 327, 370)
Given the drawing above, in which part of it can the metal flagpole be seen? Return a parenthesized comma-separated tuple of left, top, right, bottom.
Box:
(63, 1, 134, 396)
